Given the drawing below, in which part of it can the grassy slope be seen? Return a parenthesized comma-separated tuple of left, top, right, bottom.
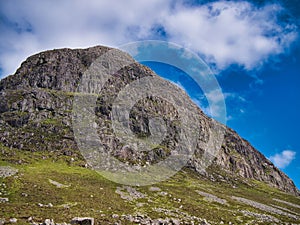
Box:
(1, 145, 300, 225)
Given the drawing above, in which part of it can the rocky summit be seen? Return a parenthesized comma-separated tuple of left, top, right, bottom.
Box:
(0, 46, 299, 225)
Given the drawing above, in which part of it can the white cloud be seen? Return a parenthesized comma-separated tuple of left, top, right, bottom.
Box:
(0, 0, 297, 77)
(164, 1, 298, 70)
(269, 150, 296, 169)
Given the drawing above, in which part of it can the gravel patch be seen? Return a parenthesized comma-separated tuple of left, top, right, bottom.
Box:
(238, 210, 280, 223)
(273, 198, 300, 209)
(116, 186, 146, 201)
(0, 166, 18, 178)
(232, 196, 299, 220)
(48, 179, 70, 188)
(149, 186, 161, 192)
(270, 204, 300, 216)
(153, 208, 211, 224)
(196, 190, 228, 205)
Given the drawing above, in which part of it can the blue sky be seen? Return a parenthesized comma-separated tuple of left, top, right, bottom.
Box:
(0, 0, 299, 188)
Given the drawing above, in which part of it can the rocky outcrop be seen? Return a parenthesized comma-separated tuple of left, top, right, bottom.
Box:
(0, 46, 298, 196)
(71, 217, 94, 225)
(215, 128, 297, 194)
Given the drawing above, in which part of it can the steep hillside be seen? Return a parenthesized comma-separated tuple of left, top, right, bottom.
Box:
(0, 46, 299, 224)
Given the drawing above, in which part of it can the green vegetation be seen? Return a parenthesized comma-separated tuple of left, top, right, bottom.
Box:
(41, 118, 61, 126)
(1, 147, 300, 224)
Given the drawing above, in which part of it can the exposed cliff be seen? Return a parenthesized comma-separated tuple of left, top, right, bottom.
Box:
(0, 46, 298, 196)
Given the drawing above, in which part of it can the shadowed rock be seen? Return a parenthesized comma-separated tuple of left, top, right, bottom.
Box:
(71, 217, 94, 225)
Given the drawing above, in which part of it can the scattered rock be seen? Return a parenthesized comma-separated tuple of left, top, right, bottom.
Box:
(0, 166, 18, 178)
(239, 210, 280, 223)
(232, 196, 299, 220)
(273, 198, 300, 209)
(37, 203, 54, 208)
(149, 186, 161, 192)
(43, 219, 55, 225)
(9, 218, 17, 223)
(112, 214, 119, 219)
(116, 186, 146, 201)
(0, 197, 9, 203)
(270, 204, 299, 216)
(153, 208, 211, 224)
(159, 191, 168, 196)
(171, 218, 180, 225)
(71, 217, 94, 225)
(201, 219, 210, 225)
(21, 192, 28, 197)
(196, 190, 228, 205)
(136, 202, 146, 207)
(0, 219, 5, 225)
(49, 179, 70, 188)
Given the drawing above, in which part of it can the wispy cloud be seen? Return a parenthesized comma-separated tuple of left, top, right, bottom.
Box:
(0, 0, 297, 77)
(170, 80, 188, 93)
(164, 1, 298, 70)
(192, 90, 248, 122)
(269, 150, 296, 169)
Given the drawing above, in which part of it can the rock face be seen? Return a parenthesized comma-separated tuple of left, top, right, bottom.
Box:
(0, 46, 298, 195)
(71, 217, 94, 225)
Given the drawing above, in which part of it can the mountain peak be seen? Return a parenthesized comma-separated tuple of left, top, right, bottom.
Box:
(0, 46, 298, 197)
